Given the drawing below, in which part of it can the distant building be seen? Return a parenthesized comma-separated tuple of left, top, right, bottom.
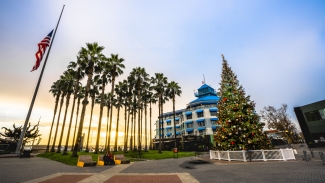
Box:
(153, 84, 219, 151)
(294, 99, 325, 148)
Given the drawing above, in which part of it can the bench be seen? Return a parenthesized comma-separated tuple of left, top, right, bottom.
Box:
(114, 154, 130, 164)
(77, 155, 96, 167)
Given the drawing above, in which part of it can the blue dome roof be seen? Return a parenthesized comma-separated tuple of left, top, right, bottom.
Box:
(190, 95, 220, 104)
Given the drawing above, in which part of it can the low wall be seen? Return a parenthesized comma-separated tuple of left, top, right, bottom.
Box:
(210, 149, 295, 162)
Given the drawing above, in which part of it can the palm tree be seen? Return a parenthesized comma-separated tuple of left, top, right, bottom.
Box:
(142, 81, 150, 151)
(121, 80, 129, 152)
(151, 73, 168, 153)
(148, 91, 157, 150)
(93, 55, 111, 153)
(50, 77, 66, 152)
(56, 71, 75, 153)
(107, 54, 125, 151)
(71, 86, 85, 151)
(130, 67, 149, 153)
(72, 42, 105, 157)
(124, 75, 135, 152)
(85, 81, 99, 152)
(46, 81, 62, 152)
(114, 81, 126, 151)
(63, 56, 86, 154)
(132, 92, 137, 150)
(167, 81, 182, 149)
(103, 92, 113, 150)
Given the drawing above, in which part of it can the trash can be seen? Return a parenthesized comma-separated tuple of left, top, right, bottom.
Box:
(173, 148, 178, 153)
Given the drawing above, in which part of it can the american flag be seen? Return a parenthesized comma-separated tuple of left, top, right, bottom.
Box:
(31, 30, 54, 72)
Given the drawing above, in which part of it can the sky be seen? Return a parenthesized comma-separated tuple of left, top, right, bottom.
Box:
(0, 0, 324, 146)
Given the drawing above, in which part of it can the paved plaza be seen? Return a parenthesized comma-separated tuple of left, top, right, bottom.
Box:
(0, 147, 325, 183)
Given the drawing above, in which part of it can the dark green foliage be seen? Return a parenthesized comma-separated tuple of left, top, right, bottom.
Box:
(0, 122, 41, 145)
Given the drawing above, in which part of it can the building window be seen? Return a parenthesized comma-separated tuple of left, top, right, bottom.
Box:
(187, 124, 193, 128)
(187, 131, 193, 135)
(167, 122, 171, 126)
(197, 112, 204, 118)
(210, 111, 217, 116)
(305, 110, 322, 122)
(198, 121, 205, 126)
(211, 120, 217, 125)
(198, 130, 206, 135)
(175, 121, 179, 125)
(167, 128, 172, 133)
(186, 114, 192, 120)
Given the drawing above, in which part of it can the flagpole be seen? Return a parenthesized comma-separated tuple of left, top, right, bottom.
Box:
(15, 5, 65, 154)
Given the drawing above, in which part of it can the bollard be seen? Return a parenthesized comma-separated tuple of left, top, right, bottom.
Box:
(309, 148, 314, 158)
(303, 151, 309, 161)
(319, 152, 325, 165)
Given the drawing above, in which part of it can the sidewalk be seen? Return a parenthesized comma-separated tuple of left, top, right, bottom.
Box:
(1, 153, 325, 183)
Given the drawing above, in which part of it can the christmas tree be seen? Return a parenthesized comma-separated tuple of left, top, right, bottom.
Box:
(214, 55, 272, 151)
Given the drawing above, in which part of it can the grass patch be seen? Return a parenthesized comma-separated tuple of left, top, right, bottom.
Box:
(37, 150, 195, 166)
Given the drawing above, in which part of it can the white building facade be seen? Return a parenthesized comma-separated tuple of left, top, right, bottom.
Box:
(153, 84, 220, 151)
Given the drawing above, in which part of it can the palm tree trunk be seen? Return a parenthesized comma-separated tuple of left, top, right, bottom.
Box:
(145, 100, 148, 151)
(72, 62, 94, 157)
(161, 96, 165, 151)
(108, 74, 116, 151)
(95, 79, 106, 153)
(85, 97, 95, 152)
(114, 105, 121, 151)
(105, 106, 110, 150)
(158, 95, 162, 153)
(173, 95, 176, 149)
(140, 107, 143, 150)
(149, 102, 152, 150)
(46, 93, 60, 152)
(63, 93, 77, 154)
(51, 94, 65, 152)
(71, 98, 81, 150)
(133, 109, 137, 150)
(63, 70, 80, 154)
(56, 94, 71, 153)
(130, 113, 133, 151)
(137, 88, 141, 153)
(124, 104, 128, 152)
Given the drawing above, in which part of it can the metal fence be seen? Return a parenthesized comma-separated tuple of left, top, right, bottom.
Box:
(210, 149, 295, 162)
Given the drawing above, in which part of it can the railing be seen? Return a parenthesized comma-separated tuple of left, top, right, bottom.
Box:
(210, 149, 295, 162)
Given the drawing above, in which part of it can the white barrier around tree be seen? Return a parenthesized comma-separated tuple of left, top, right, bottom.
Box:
(209, 149, 295, 162)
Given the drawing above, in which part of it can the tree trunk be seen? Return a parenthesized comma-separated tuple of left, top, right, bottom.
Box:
(56, 93, 71, 153)
(137, 86, 141, 153)
(85, 97, 95, 152)
(105, 105, 110, 150)
(107, 73, 116, 151)
(158, 95, 162, 153)
(114, 104, 121, 151)
(149, 102, 152, 150)
(72, 62, 94, 157)
(71, 98, 81, 151)
(63, 93, 77, 154)
(124, 103, 128, 152)
(51, 94, 65, 152)
(46, 93, 60, 152)
(145, 99, 148, 151)
(95, 76, 107, 153)
(173, 95, 177, 149)
(130, 113, 134, 151)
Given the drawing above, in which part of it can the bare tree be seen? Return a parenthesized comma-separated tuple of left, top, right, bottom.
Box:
(260, 104, 302, 143)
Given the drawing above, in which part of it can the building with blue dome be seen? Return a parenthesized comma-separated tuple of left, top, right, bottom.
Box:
(153, 84, 220, 151)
